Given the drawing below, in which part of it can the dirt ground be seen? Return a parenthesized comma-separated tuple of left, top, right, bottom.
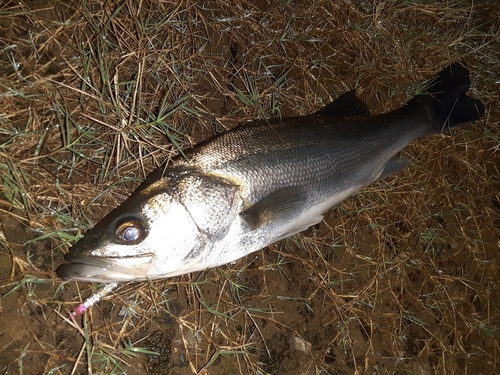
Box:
(0, 0, 499, 374)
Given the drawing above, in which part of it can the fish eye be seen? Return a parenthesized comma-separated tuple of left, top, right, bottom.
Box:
(115, 219, 146, 245)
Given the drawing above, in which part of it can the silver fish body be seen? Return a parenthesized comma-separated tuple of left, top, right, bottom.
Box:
(57, 64, 484, 283)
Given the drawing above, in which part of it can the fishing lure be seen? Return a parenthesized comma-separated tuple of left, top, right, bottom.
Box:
(70, 282, 118, 317)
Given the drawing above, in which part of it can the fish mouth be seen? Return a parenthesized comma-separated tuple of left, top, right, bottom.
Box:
(57, 252, 154, 283)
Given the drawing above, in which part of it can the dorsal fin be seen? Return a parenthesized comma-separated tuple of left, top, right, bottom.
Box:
(316, 90, 370, 116)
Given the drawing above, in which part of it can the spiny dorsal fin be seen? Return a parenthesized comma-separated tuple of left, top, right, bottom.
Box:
(316, 90, 370, 117)
(241, 186, 308, 230)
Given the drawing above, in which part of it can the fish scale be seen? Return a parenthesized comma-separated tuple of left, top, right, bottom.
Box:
(201, 111, 424, 204)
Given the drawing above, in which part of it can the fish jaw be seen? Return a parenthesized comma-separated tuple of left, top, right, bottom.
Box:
(57, 247, 217, 283)
(57, 252, 156, 283)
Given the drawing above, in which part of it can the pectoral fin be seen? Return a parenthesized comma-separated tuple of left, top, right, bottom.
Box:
(241, 186, 308, 230)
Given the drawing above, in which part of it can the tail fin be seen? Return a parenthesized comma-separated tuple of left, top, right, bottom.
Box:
(409, 63, 484, 131)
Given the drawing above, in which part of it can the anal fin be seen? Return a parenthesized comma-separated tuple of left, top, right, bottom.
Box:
(377, 155, 409, 181)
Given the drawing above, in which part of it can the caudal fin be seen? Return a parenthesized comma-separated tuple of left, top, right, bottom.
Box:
(409, 63, 484, 131)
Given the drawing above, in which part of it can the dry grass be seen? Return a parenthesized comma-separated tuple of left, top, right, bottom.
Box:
(0, 0, 499, 374)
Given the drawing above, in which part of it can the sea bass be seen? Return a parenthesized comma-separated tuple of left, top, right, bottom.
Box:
(57, 64, 484, 283)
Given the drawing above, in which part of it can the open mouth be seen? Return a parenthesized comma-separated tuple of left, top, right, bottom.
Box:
(57, 253, 154, 283)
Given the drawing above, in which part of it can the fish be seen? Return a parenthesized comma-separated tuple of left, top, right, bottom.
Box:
(57, 63, 484, 283)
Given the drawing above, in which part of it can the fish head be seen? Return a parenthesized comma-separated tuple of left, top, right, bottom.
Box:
(57, 171, 242, 283)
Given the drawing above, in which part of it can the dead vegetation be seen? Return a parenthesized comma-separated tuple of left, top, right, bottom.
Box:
(0, 0, 499, 374)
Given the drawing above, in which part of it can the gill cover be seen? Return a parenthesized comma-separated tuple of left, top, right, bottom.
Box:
(170, 172, 242, 240)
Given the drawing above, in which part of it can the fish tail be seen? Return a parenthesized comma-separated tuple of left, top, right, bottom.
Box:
(409, 63, 484, 131)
